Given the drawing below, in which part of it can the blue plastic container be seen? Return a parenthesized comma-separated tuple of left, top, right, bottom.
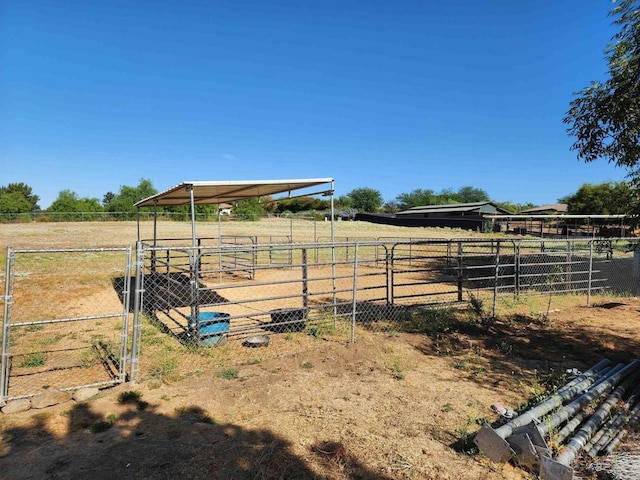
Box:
(190, 311, 230, 346)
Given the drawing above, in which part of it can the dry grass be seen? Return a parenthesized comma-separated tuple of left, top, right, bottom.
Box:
(0, 218, 488, 251)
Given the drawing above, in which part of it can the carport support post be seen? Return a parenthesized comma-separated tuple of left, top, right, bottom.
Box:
(151, 201, 158, 272)
(330, 184, 337, 320)
(188, 184, 199, 337)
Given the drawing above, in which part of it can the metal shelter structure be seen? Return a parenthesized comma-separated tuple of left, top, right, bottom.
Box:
(132, 179, 337, 347)
(134, 178, 336, 247)
(485, 214, 630, 238)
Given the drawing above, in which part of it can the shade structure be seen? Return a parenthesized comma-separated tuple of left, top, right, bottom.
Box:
(134, 178, 336, 247)
(134, 178, 335, 207)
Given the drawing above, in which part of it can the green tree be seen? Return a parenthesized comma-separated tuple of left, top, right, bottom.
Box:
(382, 200, 401, 213)
(564, 1, 640, 182)
(105, 178, 157, 217)
(275, 196, 330, 214)
(103, 192, 115, 206)
(495, 201, 534, 214)
(0, 182, 40, 211)
(563, 182, 633, 215)
(48, 190, 103, 214)
(433, 188, 459, 205)
(0, 191, 32, 219)
(395, 189, 435, 210)
(233, 198, 264, 221)
(457, 186, 490, 203)
(47, 190, 103, 221)
(335, 195, 354, 210)
(347, 187, 383, 213)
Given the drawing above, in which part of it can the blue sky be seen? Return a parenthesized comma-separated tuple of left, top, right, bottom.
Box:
(1, 0, 628, 209)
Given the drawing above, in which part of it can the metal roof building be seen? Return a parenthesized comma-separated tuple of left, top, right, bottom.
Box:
(397, 201, 513, 218)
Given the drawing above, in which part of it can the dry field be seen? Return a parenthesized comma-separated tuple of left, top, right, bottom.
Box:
(0, 218, 483, 250)
(0, 221, 639, 480)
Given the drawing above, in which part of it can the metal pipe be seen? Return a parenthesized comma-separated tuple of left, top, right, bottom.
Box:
(554, 410, 589, 445)
(602, 401, 640, 455)
(504, 359, 612, 434)
(589, 386, 640, 457)
(473, 358, 611, 463)
(552, 365, 640, 468)
(351, 243, 359, 343)
(118, 245, 133, 382)
(584, 411, 619, 456)
(539, 364, 640, 479)
(0, 248, 15, 403)
(538, 362, 632, 435)
(586, 406, 635, 457)
(129, 242, 145, 384)
(552, 360, 612, 399)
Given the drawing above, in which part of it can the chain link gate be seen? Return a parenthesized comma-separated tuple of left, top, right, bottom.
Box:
(1, 246, 134, 404)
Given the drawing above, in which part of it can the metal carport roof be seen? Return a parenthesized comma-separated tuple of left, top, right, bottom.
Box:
(134, 178, 336, 247)
(135, 178, 335, 207)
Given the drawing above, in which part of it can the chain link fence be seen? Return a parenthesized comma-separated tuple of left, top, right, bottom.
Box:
(1, 247, 133, 403)
(2, 237, 639, 401)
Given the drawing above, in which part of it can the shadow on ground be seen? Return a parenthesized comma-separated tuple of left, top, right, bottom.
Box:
(409, 301, 640, 411)
(112, 273, 228, 312)
(0, 400, 394, 480)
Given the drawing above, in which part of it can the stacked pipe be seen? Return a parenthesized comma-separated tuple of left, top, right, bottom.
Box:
(473, 358, 640, 480)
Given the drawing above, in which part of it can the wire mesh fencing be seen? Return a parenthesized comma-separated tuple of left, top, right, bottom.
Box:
(2, 237, 640, 398)
(1, 247, 134, 403)
(135, 237, 640, 352)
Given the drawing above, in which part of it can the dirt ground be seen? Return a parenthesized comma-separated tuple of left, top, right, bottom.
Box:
(1, 295, 640, 479)
(1, 222, 640, 479)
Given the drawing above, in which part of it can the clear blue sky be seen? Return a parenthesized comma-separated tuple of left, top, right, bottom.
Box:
(1, 0, 628, 209)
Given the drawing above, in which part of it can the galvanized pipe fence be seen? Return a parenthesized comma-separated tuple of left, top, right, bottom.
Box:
(0, 246, 134, 405)
(2, 237, 640, 406)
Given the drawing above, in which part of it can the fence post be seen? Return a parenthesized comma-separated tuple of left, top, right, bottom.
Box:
(457, 242, 463, 302)
(302, 248, 308, 311)
(385, 246, 392, 305)
(0, 248, 14, 404)
(492, 241, 500, 317)
(129, 242, 145, 384)
(567, 240, 573, 290)
(389, 244, 396, 305)
(587, 240, 594, 307)
(515, 242, 521, 298)
(351, 243, 359, 343)
(118, 245, 133, 383)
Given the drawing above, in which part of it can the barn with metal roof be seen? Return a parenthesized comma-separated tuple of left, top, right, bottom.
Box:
(396, 201, 513, 219)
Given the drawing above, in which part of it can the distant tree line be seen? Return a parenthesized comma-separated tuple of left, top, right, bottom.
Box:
(0, 179, 637, 222)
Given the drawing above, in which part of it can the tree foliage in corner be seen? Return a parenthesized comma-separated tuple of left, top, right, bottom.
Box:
(564, 0, 640, 184)
(561, 181, 634, 215)
(0, 183, 40, 213)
